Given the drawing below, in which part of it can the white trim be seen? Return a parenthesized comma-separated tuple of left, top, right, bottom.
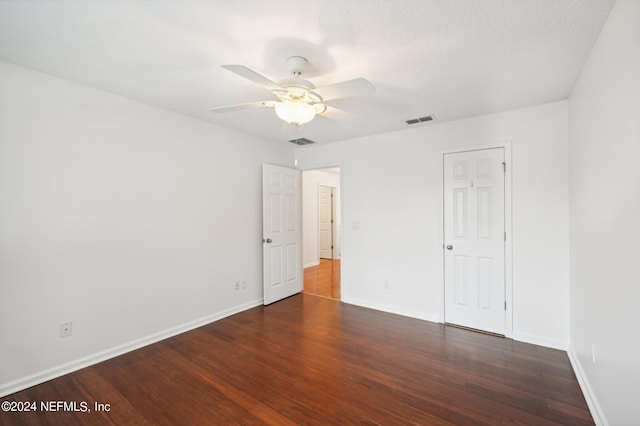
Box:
(439, 141, 513, 338)
(342, 296, 440, 323)
(331, 185, 340, 261)
(567, 347, 608, 426)
(511, 331, 567, 351)
(304, 261, 320, 268)
(297, 161, 345, 298)
(0, 299, 263, 398)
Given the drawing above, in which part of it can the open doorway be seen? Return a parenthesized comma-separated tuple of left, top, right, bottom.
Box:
(302, 167, 341, 300)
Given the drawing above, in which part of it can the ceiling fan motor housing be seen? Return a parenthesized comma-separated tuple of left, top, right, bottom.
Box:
(274, 81, 321, 104)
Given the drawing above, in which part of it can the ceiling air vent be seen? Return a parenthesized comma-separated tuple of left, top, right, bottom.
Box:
(288, 137, 315, 146)
(405, 115, 434, 125)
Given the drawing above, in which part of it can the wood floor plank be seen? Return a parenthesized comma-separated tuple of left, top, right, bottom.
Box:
(304, 259, 340, 299)
(1, 294, 593, 425)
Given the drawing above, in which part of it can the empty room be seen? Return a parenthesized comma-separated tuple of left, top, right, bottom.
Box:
(1, 1, 638, 425)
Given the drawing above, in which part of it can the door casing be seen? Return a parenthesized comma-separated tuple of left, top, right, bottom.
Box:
(298, 162, 344, 295)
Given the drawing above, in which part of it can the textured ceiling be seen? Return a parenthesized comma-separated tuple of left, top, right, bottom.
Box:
(0, 0, 615, 144)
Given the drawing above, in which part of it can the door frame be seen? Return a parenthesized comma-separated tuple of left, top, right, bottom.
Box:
(439, 141, 513, 338)
(298, 162, 344, 298)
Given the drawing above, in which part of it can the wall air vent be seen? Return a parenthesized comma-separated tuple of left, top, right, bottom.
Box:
(288, 138, 315, 146)
(405, 115, 434, 125)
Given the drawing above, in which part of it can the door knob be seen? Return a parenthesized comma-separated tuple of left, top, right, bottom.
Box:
(446, 245, 453, 250)
(263, 238, 272, 244)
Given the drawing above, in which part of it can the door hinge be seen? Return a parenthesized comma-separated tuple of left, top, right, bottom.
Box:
(504, 231, 507, 241)
(502, 162, 506, 173)
(331, 219, 334, 224)
(504, 301, 507, 310)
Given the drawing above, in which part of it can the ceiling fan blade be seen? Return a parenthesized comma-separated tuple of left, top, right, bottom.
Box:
(221, 65, 283, 91)
(317, 105, 370, 128)
(208, 101, 275, 113)
(313, 78, 375, 102)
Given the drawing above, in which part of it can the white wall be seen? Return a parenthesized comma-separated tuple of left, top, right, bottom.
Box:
(302, 169, 341, 267)
(296, 101, 570, 347)
(0, 61, 294, 395)
(568, 1, 640, 424)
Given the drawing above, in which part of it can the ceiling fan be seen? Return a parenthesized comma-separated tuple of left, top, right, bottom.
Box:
(208, 56, 375, 127)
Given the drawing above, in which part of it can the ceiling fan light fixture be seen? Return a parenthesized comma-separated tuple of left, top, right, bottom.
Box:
(274, 101, 316, 126)
(211, 59, 376, 129)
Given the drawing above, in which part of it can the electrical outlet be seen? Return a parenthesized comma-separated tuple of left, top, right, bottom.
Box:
(241, 280, 247, 289)
(234, 281, 240, 291)
(60, 322, 72, 338)
(383, 280, 390, 290)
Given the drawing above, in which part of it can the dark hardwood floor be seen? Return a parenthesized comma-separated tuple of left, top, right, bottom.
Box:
(303, 259, 340, 300)
(1, 294, 592, 425)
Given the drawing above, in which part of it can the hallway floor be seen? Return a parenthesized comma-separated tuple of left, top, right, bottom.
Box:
(303, 259, 340, 300)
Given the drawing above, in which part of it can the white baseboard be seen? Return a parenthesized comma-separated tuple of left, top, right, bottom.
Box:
(567, 348, 608, 426)
(341, 297, 439, 323)
(511, 331, 568, 350)
(342, 297, 568, 352)
(303, 261, 320, 269)
(0, 298, 263, 398)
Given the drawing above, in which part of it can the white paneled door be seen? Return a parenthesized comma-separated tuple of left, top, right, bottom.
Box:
(319, 186, 333, 259)
(444, 148, 506, 335)
(263, 164, 302, 305)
